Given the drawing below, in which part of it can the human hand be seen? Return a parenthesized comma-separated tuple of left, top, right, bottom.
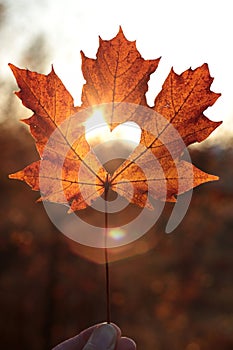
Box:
(52, 323, 136, 350)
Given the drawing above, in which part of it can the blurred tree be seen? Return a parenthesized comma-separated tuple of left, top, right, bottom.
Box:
(0, 2, 6, 27)
(20, 34, 50, 72)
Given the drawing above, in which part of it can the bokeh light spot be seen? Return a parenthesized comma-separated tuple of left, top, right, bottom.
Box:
(108, 228, 126, 240)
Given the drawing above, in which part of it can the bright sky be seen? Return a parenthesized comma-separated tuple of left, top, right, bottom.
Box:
(1, 0, 232, 143)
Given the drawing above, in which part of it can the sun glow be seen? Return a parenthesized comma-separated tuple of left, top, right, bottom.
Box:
(85, 109, 141, 147)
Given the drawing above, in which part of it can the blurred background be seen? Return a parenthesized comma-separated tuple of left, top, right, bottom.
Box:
(0, 1, 232, 349)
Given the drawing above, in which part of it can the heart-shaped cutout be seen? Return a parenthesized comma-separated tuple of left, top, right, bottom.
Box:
(85, 111, 141, 173)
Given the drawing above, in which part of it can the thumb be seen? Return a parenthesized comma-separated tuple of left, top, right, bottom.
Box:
(83, 324, 118, 350)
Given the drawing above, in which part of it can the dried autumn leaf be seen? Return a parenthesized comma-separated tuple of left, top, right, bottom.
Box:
(9, 27, 221, 212)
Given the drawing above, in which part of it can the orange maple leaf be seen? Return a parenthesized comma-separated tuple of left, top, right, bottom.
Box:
(9, 28, 221, 212)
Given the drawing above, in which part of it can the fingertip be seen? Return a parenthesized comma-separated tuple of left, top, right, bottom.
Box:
(51, 323, 123, 350)
(109, 322, 122, 338)
(83, 323, 118, 350)
(117, 337, 136, 350)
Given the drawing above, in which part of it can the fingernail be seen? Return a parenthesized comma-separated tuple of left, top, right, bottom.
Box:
(87, 324, 117, 350)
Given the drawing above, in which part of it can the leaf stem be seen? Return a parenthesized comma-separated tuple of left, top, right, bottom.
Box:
(104, 174, 111, 323)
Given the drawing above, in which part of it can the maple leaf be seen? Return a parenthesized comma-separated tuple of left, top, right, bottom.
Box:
(9, 27, 221, 212)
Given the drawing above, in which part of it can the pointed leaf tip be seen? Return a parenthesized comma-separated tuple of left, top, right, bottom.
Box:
(116, 26, 127, 40)
(8, 173, 16, 179)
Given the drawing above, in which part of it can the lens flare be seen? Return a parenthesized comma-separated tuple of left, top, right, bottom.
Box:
(108, 228, 126, 240)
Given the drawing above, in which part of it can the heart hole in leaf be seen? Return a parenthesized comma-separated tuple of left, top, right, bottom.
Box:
(85, 115, 141, 173)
